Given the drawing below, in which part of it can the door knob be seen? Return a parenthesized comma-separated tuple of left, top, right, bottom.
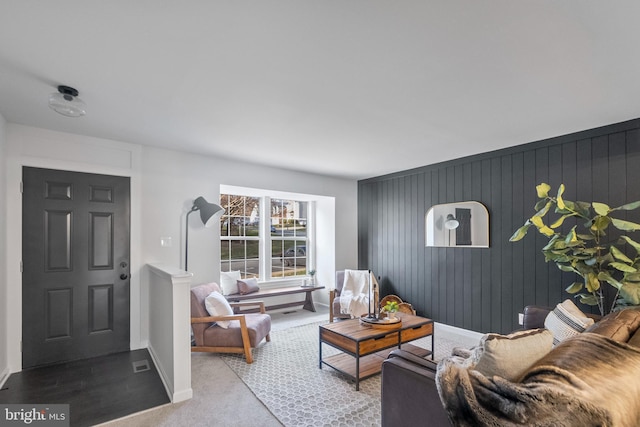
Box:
(120, 274, 129, 280)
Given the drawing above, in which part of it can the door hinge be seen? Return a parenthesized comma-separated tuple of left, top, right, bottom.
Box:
(20, 181, 23, 193)
(20, 261, 23, 273)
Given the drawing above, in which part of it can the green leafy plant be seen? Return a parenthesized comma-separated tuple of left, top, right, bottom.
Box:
(308, 269, 316, 277)
(510, 183, 640, 315)
(383, 301, 399, 313)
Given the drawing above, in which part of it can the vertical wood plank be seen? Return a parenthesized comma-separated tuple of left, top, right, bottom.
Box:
(357, 119, 640, 333)
(511, 152, 525, 324)
(500, 155, 513, 330)
(547, 144, 563, 306)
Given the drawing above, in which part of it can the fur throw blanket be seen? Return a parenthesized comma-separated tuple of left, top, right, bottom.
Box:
(436, 333, 640, 426)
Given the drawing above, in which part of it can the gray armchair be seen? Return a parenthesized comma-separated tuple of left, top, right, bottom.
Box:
(329, 270, 353, 322)
(190, 282, 271, 364)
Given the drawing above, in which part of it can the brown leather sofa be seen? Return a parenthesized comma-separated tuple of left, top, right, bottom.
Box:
(380, 305, 608, 426)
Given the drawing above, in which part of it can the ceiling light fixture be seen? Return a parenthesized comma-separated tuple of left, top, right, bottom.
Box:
(48, 85, 86, 117)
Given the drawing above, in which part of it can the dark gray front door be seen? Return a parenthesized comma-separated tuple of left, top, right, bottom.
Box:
(22, 167, 131, 368)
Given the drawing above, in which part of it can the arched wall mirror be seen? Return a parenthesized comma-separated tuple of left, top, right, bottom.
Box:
(425, 201, 490, 248)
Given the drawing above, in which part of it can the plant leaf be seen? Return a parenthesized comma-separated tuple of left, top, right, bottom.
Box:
(611, 218, 640, 231)
(623, 272, 640, 282)
(565, 282, 583, 294)
(530, 215, 554, 235)
(611, 246, 634, 264)
(610, 262, 637, 273)
(614, 201, 640, 211)
(542, 234, 562, 250)
(550, 214, 573, 229)
(536, 183, 551, 199)
(592, 202, 610, 216)
(621, 236, 640, 254)
(620, 282, 640, 305)
(557, 264, 577, 273)
(556, 184, 566, 210)
(584, 257, 598, 266)
(564, 226, 578, 245)
(598, 271, 623, 289)
(534, 199, 548, 211)
(509, 223, 531, 242)
(586, 273, 601, 293)
(574, 201, 592, 218)
(533, 201, 553, 218)
(578, 294, 599, 306)
(591, 216, 611, 233)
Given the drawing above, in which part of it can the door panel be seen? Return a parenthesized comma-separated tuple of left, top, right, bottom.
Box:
(22, 167, 131, 368)
(45, 210, 73, 271)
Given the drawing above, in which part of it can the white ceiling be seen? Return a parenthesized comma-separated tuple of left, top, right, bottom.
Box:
(1, 1, 639, 179)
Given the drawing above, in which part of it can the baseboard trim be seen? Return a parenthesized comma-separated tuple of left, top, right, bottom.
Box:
(146, 344, 193, 404)
(0, 366, 10, 389)
(146, 345, 173, 402)
(171, 388, 193, 403)
(435, 322, 482, 347)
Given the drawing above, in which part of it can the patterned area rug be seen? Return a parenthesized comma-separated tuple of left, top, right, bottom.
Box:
(221, 321, 467, 427)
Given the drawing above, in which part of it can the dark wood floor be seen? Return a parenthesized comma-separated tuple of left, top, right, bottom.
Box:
(0, 349, 170, 426)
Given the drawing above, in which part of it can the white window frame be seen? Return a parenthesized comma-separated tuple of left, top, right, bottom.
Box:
(220, 186, 316, 286)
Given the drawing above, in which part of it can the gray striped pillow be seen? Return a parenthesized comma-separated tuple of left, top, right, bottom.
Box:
(544, 299, 595, 345)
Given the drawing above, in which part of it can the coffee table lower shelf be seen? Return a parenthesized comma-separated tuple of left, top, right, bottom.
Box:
(321, 343, 431, 385)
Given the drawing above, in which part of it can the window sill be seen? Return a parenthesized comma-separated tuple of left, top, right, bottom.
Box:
(259, 277, 309, 289)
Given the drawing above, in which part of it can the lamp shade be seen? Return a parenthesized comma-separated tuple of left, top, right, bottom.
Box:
(192, 196, 224, 227)
(444, 214, 460, 230)
(48, 85, 86, 117)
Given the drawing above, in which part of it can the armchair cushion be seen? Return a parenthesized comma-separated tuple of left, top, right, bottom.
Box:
(204, 291, 234, 329)
(203, 314, 271, 348)
(191, 282, 272, 363)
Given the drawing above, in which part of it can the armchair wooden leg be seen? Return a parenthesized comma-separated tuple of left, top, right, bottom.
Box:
(239, 317, 254, 364)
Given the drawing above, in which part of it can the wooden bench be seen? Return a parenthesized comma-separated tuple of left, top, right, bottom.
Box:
(225, 285, 325, 314)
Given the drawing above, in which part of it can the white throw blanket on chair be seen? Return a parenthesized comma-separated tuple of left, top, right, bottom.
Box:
(340, 269, 378, 318)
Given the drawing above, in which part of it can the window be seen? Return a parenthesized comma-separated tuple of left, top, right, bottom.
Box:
(219, 194, 260, 278)
(220, 192, 312, 281)
(270, 198, 308, 278)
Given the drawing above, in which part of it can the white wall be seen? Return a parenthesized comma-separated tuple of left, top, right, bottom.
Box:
(4, 123, 358, 372)
(0, 113, 8, 383)
(139, 145, 359, 281)
(138, 146, 357, 331)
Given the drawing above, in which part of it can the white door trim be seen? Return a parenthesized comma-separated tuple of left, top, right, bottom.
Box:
(5, 124, 143, 372)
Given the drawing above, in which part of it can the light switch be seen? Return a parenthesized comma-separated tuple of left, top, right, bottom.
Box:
(161, 237, 172, 247)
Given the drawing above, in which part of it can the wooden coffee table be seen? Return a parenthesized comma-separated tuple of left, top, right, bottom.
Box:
(319, 313, 434, 390)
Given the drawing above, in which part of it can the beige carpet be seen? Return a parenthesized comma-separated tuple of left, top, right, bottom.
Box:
(220, 320, 466, 427)
(101, 308, 471, 427)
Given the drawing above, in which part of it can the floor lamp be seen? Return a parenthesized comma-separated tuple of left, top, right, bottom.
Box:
(185, 196, 224, 271)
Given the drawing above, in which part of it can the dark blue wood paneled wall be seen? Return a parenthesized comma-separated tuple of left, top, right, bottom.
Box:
(358, 118, 640, 334)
